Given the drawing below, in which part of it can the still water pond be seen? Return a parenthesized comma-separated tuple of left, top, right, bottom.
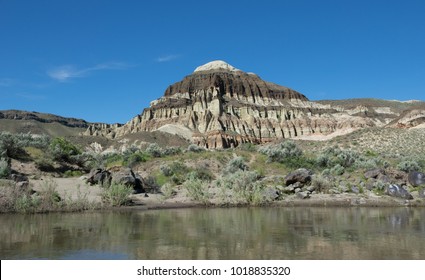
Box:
(1, 207, 425, 259)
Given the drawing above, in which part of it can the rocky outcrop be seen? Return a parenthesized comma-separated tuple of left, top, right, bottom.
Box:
(86, 167, 147, 193)
(408, 171, 425, 187)
(84, 60, 424, 148)
(0, 110, 90, 128)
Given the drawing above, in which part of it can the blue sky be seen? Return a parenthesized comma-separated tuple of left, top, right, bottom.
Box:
(1, 0, 425, 123)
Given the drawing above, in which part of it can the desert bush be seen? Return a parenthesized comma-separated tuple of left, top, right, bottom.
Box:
(0, 180, 99, 213)
(397, 160, 421, 173)
(160, 183, 176, 199)
(12, 180, 61, 213)
(160, 164, 173, 176)
(186, 144, 205, 153)
(101, 183, 133, 207)
(50, 137, 81, 163)
(258, 140, 303, 163)
(238, 142, 257, 152)
(14, 133, 50, 149)
(336, 150, 359, 168)
(163, 146, 182, 156)
(187, 168, 214, 182)
(145, 143, 163, 157)
(0, 132, 26, 159)
(223, 156, 248, 175)
(331, 164, 345, 175)
(215, 170, 268, 205)
(183, 177, 210, 204)
(311, 175, 335, 193)
(0, 158, 10, 179)
(124, 151, 149, 167)
(316, 147, 360, 169)
(159, 161, 190, 185)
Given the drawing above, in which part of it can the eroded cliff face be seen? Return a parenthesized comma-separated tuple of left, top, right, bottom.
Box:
(84, 61, 404, 148)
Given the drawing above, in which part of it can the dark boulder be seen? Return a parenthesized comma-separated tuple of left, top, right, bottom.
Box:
(86, 168, 112, 187)
(10, 173, 30, 189)
(284, 168, 313, 186)
(111, 168, 145, 193)
(386, 184, 413, 200)
(408, 171, 425, 187)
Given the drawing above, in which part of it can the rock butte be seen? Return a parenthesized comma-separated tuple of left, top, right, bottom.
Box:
(84, 61, 425, 148)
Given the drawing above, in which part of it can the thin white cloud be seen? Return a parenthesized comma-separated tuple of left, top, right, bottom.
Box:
(156, 54, 180, 63)
(47, 62, 131, 82)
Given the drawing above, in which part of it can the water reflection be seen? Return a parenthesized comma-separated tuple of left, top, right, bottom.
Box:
(0, 207, 424, 259)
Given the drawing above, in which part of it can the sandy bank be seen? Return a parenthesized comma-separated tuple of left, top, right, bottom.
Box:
(29, 177, 425, 211)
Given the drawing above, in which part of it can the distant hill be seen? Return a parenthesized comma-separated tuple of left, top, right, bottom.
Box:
(0, 110, 89, 137)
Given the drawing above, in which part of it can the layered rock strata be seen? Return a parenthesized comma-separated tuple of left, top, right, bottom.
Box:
(84, 60, 410, 148)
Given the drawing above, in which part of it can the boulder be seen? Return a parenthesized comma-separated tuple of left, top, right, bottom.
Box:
(364, 169, 384, 179)
(377, 174, 391, 184)
(284, 168, 313, 186)
(351, 186, 360, 194)
(386, 184, 413, 200)
(297, 191, 310, 199)
(408, 171, 425, 187)
(86, 168, 111, 187)
(263, 187, 280, 200)
(110, 168, 145, 193)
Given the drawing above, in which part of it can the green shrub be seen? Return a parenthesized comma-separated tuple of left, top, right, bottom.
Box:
(223, 156, 248, 175)
(311, 175, 335, 193)
(50, 137, 81, 163)
(258, 140, 303, 163)
(397, 160, 421, 173)
(101, 183, 133, 207)
(145, 143, 163, 157)
(336, 150, 359, 168)
(14, 193, 40, 213)
(163, 146, 182, 156)
(187, 168, 214, 182)
(159, 161, 190, 185)
(124, 151, 149, 167)
(0, 132, 25, 159)
(183, 178, 210, 204)
(0, 158, 10, 179)
(186, 144, 206, 153)
(160, 183, 176, 199)
(316, 147, 360, 169)
(331, 164, 345, 175)
(238, 143, 257, 152)
(215, 170, 268, 205)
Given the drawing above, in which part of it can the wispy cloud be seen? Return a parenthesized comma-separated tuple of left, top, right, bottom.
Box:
(156, 54, 181, 63)
(47, 62, 131, 82)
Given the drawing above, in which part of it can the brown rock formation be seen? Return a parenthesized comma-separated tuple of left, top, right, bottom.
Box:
(84, 61, 423, 148)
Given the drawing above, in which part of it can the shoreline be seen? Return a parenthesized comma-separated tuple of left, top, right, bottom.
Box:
(1, 176, 424, 214)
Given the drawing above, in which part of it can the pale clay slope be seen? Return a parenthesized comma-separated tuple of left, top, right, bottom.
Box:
(194, 60, 241, 72)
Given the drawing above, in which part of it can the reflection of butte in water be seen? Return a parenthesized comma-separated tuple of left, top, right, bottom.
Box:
(0, 208, 425, 259)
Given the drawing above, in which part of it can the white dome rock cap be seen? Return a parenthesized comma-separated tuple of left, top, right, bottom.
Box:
(194, 60, 241, 72)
